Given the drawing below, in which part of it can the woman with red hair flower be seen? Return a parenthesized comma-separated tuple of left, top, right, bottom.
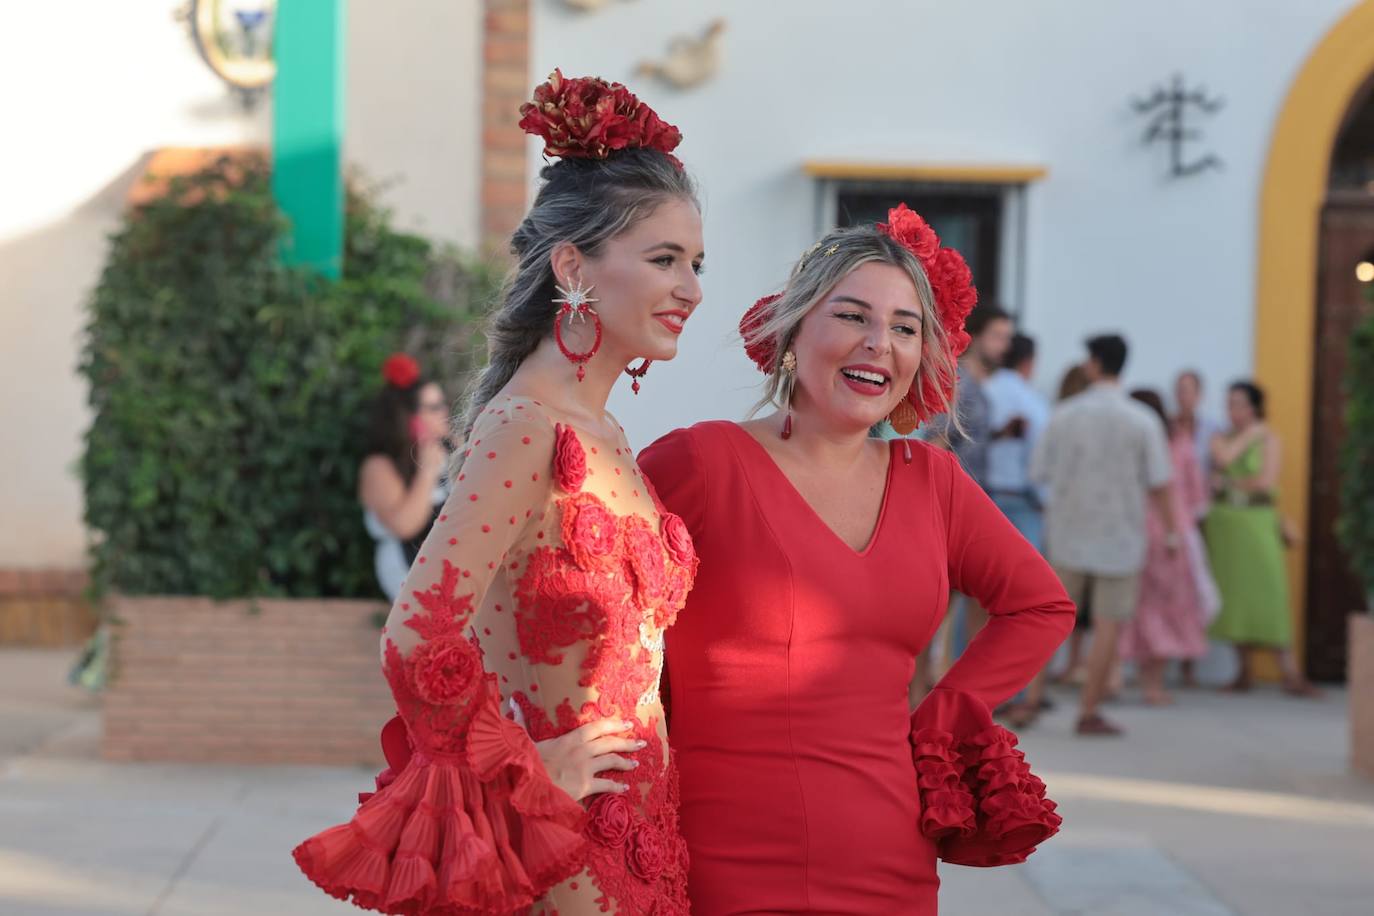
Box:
(358, 354, 452, 602)
(295, 71, 703, 915)
(639, 208, 1075, 914)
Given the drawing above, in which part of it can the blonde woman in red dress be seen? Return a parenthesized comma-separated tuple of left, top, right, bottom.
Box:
(294, 72, 703, 915)
(640, 207, 1075, 915)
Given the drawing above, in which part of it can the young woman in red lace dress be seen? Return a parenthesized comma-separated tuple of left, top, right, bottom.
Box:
(640, 208, 1075, 915)
(293, 72, 704, 915)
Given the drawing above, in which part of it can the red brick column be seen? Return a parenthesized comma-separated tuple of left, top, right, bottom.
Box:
(103, 597, 395, 765)
(482, 0, 531, 257)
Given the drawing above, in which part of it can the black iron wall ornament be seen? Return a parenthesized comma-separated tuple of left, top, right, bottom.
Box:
(1132, 74, 1224, 177)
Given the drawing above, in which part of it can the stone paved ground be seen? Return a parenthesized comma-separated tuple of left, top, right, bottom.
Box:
(3, 648, 1371, 915)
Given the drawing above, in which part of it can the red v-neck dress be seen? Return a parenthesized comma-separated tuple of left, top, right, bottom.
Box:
(639, 422, 1075, 915)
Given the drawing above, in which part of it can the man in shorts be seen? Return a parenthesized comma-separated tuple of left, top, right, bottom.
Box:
(1032, 334, 1180, 736)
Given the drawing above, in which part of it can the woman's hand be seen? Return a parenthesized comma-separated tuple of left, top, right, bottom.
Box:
(535, 718, 645, 801)
(417, 439, 448, 479)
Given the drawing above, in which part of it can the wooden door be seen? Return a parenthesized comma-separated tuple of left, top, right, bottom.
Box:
(1307, 195, 1374, 681)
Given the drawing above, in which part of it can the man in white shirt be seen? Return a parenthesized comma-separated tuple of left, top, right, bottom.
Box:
(1031, 334, 1181, 736)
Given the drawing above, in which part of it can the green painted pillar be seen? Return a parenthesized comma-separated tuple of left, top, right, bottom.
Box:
(272, 0, 345, 278)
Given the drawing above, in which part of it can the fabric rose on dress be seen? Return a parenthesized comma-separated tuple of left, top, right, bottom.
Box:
(560, 491, 622, 571)
(661, 513, 697, 572)
(623, 515, 668, 606)
(406, 634, 482, 706)
(626, 822, 667, 881)
(586, 793, 635, 848)
(518, 69, 683, 165)
(553, 423, 588, 493)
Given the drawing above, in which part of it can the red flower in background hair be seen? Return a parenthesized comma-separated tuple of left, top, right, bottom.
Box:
(740, 293, 783, 373)
(519, 69, 683, 166)
(382, 353, 421, 389)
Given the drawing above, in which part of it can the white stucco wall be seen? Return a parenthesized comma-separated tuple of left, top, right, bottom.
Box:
(531, 0, 1362, 447)
(346, 0, 482, 248)
(0, 0, 481, 568)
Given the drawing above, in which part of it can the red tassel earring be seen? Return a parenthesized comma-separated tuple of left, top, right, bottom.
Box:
(553, 279, 601, 381)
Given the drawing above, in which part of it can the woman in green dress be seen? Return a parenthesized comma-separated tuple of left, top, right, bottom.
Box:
(1205, 381, 1318, 695)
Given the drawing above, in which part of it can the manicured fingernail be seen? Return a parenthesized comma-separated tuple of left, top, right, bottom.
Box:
(635, 740, 647, 748)
(631, 760, 640, 768)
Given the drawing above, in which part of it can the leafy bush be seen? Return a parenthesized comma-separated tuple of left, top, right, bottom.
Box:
(80, 156, 499, 599)
(1339, 298, 1374, 608)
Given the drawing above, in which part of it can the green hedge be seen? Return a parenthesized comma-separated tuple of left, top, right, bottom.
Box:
(1340, 301, 1374, 607)
(80, 157, 499, 600)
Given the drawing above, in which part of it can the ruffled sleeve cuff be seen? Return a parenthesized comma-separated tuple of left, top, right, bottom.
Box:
(910, 687, 1061, 867)
(293, 691, 587, 915)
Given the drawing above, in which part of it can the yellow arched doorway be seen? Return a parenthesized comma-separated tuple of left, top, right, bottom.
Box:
(1257, 0, 1374, 666)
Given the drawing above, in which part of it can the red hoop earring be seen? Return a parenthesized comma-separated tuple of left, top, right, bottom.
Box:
(624, 360, 652, 395)
(553, 280, 601, 381)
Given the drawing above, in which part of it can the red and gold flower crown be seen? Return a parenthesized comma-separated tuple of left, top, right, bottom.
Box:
(518, 69, 683, 167)
(739, 204, 978, 432)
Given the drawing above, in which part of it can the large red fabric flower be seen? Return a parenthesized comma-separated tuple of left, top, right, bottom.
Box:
(586, 793, 635, 848)
(626, 822, 668, 881)
(623, 515, 668, 606)
(740, 293, 782, 373)
(553, 423, 588, 493)
(876, 203, 939, 260)
(519, 69, 683, 165)
(876, 206, 978, 424)
(561, 491, 622, 571)
(661, 514, 697, 572)
(406, 633, 482, 706)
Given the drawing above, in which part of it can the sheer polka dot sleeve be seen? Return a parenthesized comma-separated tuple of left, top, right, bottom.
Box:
(293, 409, 589, 914)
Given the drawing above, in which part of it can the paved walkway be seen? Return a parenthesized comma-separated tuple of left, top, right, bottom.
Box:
(2, 648, 1372, 915)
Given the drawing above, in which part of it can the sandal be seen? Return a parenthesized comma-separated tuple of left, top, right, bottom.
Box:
(1075, 713, 1124, 736)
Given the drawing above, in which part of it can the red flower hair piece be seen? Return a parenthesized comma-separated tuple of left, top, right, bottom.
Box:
(877, 205, 978, 426)
(740, 293, 783, 373)
(382, 353, 421, 389)
(518, 69, 683, 167)
(738, 204, 978, 427)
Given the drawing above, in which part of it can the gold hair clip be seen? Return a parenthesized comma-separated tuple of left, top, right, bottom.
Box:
(825, 244, 839, 256)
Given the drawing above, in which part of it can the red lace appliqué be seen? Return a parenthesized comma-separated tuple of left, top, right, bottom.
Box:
(381, 559, 489, 755)
(561, 490, 624, 572)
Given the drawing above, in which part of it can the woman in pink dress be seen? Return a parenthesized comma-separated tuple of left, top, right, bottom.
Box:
(1117, 389, 1217, 705)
